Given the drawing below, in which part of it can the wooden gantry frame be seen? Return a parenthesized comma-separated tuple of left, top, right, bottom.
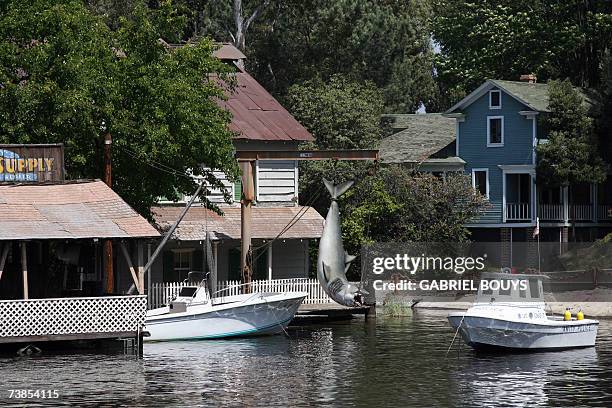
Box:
(235, 149, 379, 291)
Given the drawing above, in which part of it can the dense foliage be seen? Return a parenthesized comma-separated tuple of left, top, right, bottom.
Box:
(0, 0, 238, 216)
(536, 80, 608, 187)
(285, 75, 384, 213)
(431, 0, 612, 106)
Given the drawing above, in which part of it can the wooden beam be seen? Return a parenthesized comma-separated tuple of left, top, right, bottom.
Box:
(137, 242, 144, 295)
(0, 243, 9, 281)
(235, 149, 379, 162)
(119, 242, 141, 294)
(20, 242, 28, 299)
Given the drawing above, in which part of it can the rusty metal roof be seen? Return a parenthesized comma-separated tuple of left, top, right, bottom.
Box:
(216, 73, 314, 142)
(152, 205, 324, 241)
(0, 180, 160, 240)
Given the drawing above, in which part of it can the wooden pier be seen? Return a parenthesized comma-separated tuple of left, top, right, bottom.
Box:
(293, 303, 374, 323)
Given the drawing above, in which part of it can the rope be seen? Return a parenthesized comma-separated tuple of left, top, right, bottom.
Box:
(446, 314, 466, 358)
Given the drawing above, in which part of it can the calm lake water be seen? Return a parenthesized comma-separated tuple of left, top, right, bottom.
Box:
(2, 310, 612, 407)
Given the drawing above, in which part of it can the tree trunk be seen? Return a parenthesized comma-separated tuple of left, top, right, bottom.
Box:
(232, 0, 270, 52)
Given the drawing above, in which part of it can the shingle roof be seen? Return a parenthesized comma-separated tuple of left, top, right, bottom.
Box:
(0, 180, 159, 240)
(379, 114, 456, 163)
(490, 80, 551, 112)
(152, 205, 324, 241)
(446, 79, 593, 114)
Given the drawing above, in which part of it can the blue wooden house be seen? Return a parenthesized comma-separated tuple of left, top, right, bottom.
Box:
(443, 76, 612, 245)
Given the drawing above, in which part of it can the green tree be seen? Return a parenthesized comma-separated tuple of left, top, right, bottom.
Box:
(285, 75, 383, 212)
(248, 0, 436, 113)
(342, 167, 487, 246)
(0, 0, 238, 216)
(432, 0, 612, 106)
(536, 80, 607, 188)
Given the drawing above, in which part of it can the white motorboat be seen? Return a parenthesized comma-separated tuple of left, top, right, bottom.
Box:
(145, 283, 307, 341)
(448, 272, 598, 350)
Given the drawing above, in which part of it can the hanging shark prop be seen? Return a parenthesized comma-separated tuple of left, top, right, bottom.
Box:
(317, 179, 365, 307)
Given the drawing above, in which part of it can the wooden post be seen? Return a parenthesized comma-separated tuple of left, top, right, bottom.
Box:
(240, 161, 255, 293)
(147, 242, 152, 300)
(267, 244, 273, 281)
(103, 132, 114, 294)
(21, 242, 28, 299)
(119, 242, 141, 294)
(211, 241, 218, 296)
(137, 241, 144, 294)
(0, 242, 9, 281)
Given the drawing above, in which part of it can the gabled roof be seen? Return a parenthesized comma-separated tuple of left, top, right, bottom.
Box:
(216, 72, 314, 141)
(213, 44, 314, 142)
(379, 114, 457, 163)
(152, 205, 324, 241)
(445, 79, 550, 114)
(0, 180, 159, 240)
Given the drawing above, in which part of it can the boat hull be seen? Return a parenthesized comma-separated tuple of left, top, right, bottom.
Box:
(145, 293, 305, 341)
(448, 314, 598, 350)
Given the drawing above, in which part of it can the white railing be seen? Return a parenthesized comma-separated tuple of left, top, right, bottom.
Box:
(505, 203, 530, 221)
(570, 204, 592, 221)
(148, 278, 333, 309)
(538, 204, 564, 221)
(0, 295, 146, 339)
(598, 205, 612, 220)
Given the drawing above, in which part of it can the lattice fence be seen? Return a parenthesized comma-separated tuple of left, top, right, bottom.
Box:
(0, 296, 147, 338)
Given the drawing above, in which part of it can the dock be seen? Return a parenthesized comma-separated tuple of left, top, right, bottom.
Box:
(292, 303, 374, 324)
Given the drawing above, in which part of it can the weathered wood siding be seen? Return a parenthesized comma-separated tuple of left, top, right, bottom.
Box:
(256, 160, 298, 203)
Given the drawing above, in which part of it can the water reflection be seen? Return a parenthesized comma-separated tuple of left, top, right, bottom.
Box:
(1, 311, 612, 407)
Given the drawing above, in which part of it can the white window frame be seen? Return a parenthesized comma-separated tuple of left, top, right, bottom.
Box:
(489, 90, 502, 109)
(472, 168, 490, 199)
(487, 116, 504, 147)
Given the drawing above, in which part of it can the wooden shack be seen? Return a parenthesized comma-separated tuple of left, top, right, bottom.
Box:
(0, 146, 159, 351)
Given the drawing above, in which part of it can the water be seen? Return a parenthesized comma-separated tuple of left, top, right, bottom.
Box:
(2, 310, 612, 407)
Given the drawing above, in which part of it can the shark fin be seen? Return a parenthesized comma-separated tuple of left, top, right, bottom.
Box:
(322, 262, 331, 282)
(323, 179, 354, 199)
(345, 252, 357, 264)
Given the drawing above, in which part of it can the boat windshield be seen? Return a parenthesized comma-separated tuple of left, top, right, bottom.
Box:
(178, 287, 198, 298)
(476, 272, 545, 303)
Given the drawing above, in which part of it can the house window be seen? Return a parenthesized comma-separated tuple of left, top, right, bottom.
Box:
(472, 169, 489, 198)
(489, 90, 501, 109)
(487, 116, 504, 146)
(171, 249, 193, 281)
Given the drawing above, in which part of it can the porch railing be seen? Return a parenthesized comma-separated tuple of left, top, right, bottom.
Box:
(598, 205, 612, 221)
(0, 295, 146, 340)
(538, 204, 564, 221)
(505, 203, 531, 221)
(148, 278, 334, 310)
(570, 205, 592, 221)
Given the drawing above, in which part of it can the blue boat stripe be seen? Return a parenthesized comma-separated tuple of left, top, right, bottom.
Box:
(146, 316, 294, 342)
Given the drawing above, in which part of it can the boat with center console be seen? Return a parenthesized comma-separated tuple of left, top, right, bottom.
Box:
(447, 272, 598, 350)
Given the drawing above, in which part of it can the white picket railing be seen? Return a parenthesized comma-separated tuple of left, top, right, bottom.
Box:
(598, 205, 612, 220)
(148, 278, 333, 310)
(570, 204, 592, 221)
(505, 202, 530, 221)
(538, 204, 564, 221)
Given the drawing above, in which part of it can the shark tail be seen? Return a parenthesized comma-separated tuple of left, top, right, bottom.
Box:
(323, 179, 354, 199)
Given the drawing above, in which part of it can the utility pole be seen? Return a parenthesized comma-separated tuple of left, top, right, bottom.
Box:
(103, 133, 114, 294)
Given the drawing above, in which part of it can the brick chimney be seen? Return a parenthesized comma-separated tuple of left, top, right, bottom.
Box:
(520, 74, 537, 83)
